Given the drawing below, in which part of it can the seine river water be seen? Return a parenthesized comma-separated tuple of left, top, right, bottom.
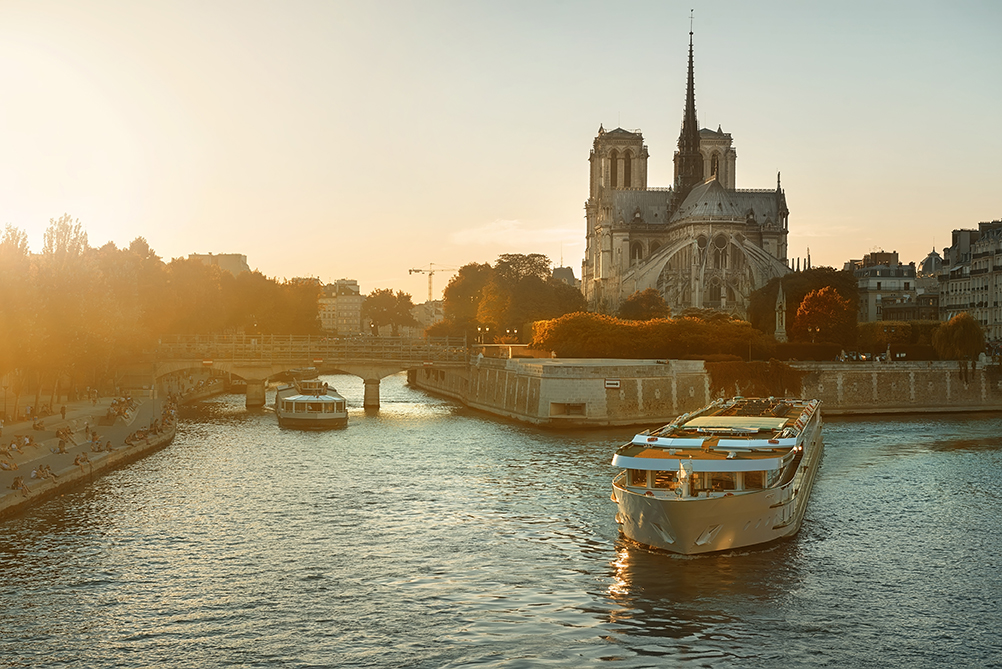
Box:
(2, 374, 1000, 668)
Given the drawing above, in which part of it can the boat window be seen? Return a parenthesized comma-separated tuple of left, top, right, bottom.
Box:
(766, 469, 782, 487)
(652, 471, 677, 488)
(307, 403, 323, 412)
(709, 472, 736, 491)
(690, 472, 703, 494)
(338, 401, 345, 412)
(294, 402, 306, 413)
(629, 469, 647, 487)
(743, 471, 765, 490)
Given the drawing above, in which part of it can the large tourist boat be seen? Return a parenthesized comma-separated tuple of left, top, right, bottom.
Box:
(610, 397, 823, 555)
(274, 378, 348, 429)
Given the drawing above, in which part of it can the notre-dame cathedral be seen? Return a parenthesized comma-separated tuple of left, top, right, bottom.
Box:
(581, 30, 791, 318)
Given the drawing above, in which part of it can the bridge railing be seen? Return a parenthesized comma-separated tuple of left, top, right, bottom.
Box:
(155, 334, 470, 364)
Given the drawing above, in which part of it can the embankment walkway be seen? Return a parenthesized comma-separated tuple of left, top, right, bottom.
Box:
(0, 387, 217, 520)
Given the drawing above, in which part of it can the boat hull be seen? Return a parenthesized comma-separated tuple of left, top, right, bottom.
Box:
(612, 413, 824, 555)
(276, 414, 348, 430)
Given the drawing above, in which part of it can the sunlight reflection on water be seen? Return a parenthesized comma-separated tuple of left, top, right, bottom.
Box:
(1, 376, 1000, 667)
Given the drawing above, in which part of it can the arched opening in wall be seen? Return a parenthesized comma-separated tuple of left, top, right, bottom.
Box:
(713, 235, 728, 269)
(727, 285, 736, 303)
(630, 242, 644, 265)
(609, 150, 619, 188)
(650, 241, 661, 256)
(711, 153, 720, 178)
(708, 280, 722, 307)
(623, 150, 633, 188)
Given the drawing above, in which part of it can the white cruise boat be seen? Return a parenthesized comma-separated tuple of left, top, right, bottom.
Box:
(274, 378, 348, 429)
(611, 397, 823, 555)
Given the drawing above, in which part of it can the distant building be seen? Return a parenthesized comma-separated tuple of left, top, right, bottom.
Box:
(319, 279, 363, 335)
(552, 266, 579, 288)
(940, 220, 1002, 339)
(844, 251, 917, 322)
(189, 253, 250, 275)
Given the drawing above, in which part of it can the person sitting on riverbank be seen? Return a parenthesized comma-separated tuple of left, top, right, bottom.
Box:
(32, 464, 57, 482)
(50, 439, 68, 454)
(32, 417, 44, 430)
(10, 476, 30, 497)
(9, 439, 23, 455)
(0, 456, 18, 471)
(73, 452, 90, 471)
(104, 440, 114, 452)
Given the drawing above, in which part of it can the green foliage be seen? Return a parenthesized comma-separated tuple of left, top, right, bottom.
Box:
(440, 254, 585, 342)
(933, 312, 984, 362)
(363, 289, 418, 336)
(618, 289, 671, 320)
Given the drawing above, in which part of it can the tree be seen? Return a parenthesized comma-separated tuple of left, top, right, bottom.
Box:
(791, 286, 856, 346)
(618, 289, 671, 320)
(363, 289, 418, 336)
(933, 312, 984, 382)
(748, 267, 858, 337)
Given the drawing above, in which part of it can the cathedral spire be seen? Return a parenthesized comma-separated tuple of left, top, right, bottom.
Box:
(672, 19, 703, 210)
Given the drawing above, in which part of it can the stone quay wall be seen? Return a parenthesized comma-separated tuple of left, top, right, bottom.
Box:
(791, 360, 1002, 415)
(0, 425, 176, 520)
(410, 358, 1002, 427)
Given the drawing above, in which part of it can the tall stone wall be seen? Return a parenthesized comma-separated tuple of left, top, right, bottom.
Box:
(791, 361, 1002, 414)
(410, 359, 1002, 427)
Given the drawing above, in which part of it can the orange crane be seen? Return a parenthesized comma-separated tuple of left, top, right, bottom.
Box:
(408, 264, 458, 303)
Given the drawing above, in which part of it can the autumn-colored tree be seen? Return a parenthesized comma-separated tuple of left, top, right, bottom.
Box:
(618, 289, 671, 320)
(791, 286, 856, 346)
(748, 267, 858, 337)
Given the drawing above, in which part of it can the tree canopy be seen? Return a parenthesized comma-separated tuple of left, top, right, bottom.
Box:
(791, 286, 856, 346)
(430, 254, 585, 341)
(363, 289, 418, 336)
(618, 289, 671, 320)
(748, 267, 858, 337)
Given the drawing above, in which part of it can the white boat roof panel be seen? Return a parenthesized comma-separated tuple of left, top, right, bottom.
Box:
(685, 416, 788, 431)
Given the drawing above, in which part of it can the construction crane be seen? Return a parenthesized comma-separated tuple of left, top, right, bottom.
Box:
(409, 263, 458, 303)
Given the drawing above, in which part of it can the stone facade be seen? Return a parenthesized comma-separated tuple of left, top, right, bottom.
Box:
(581, 32, 790, 318)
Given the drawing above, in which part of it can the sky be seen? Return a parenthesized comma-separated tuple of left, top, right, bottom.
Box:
(1, 0, 1000, 301)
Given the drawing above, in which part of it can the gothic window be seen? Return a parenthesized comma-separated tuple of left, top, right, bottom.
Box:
(711, 153, 720, 178)
(709, 281, 722, 305)
(623, 150, 633, 188)
(713, 235, 728, 269)
(609, 150, 619, 188)
(650, 241, 661, 255)
(630, 243, 644, 264)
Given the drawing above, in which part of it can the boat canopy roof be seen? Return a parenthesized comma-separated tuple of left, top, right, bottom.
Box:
(684, 416, 788, 432)
(282, 394, 344, 403)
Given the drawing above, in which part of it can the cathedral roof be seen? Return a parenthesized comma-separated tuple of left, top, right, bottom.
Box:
(670, 177, 786, 226)
(671, 177, 745, 220)
(609, 189, 671, 225)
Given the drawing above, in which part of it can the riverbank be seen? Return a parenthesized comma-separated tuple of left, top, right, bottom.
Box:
(0, 380, 225, 520)
(409, 357, 1002, 427)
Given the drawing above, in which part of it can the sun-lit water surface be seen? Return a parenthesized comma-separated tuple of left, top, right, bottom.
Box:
(1, 374, 1000, 668)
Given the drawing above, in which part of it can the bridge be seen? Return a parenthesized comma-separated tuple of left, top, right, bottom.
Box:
(154, 334, 470, 408)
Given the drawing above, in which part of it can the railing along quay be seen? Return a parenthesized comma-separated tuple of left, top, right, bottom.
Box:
(155, 334, 469, 364)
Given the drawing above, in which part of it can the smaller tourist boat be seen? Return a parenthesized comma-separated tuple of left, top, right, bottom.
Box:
(610, 396, 823, 555)
(274, 378, 348, 429)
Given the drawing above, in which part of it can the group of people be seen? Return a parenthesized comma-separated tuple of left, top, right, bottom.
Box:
(106, 396, 137, 420)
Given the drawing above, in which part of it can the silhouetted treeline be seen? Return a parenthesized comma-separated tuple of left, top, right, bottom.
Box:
(0, 216, 321, 404)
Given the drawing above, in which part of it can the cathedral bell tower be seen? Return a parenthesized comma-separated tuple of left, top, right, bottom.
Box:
(671, 29, 703, 213)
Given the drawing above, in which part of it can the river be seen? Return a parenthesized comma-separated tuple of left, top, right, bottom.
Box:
(1, 373, 1000, 667)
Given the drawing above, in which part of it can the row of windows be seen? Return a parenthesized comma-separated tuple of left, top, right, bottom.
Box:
(280, 400, 345, 413)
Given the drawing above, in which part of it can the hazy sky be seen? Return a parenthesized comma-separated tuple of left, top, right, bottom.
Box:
(2, 1, 1000, 300)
